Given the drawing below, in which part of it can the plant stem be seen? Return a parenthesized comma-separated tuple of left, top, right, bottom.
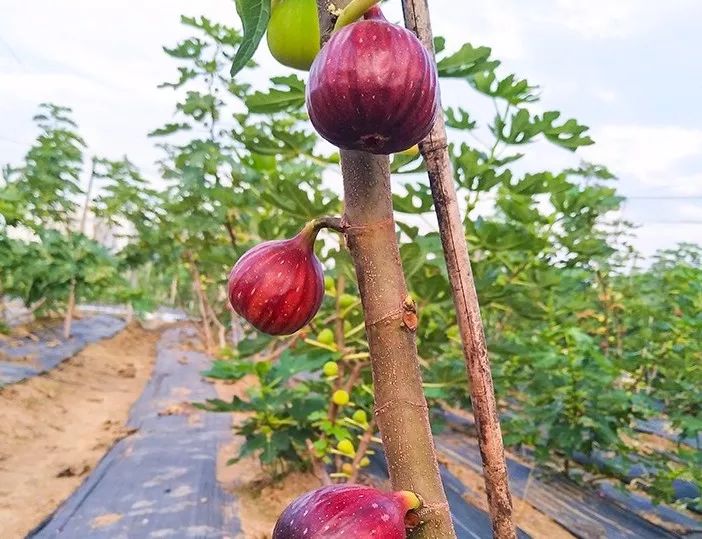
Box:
(312, 215, 346, 234)
(187, 252, 214, 351)
(340, 151, 455, 538)
(79, 158, 97, 236)
(333, 0, 379, 31)
(401, 1, 516, 537)
(349, 418, 375, 483)
(63, 285, 75, 340)
(314, 4, 455, 535)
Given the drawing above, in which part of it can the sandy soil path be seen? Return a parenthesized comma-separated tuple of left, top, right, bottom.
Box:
(0, 324, 158, 539)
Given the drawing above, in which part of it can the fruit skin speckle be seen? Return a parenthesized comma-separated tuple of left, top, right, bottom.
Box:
(272, 484, 421, 539)
(228, 224, 324, 335)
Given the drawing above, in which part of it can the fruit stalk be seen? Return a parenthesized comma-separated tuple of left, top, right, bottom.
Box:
(401, 0, 516, 537)
(333, 0, 380, 30)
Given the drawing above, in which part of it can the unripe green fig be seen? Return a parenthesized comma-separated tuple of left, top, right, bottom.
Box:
(337, 439, 355, 455)
(324, 275, 335, 292)
(267, 0, 320, 71)
(332, 389, 350, 406)
(317, 328, 335, 346)
(339, 294, 356, 309)
(322, 361, 339, 377)
(352, 409, 368, 425)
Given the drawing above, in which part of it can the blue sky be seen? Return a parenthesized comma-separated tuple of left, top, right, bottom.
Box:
(1, 0, 700, 258)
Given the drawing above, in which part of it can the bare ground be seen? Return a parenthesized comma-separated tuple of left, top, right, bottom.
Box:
(0, 324, 158, 539)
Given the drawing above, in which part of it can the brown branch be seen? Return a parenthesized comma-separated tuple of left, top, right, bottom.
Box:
(348, 418, 375, 483)
(334, 273, 347, 352)
(307, 439, 332, 486)
(63, 284, 76, 339)
(224, 218, 237, 249)
(314, 4, 456, 537)
(401, 1, 516, 537)
(313, 215, 346, 234)
(205, 300, 227, 349)
(341, 151, 456, 538)
(79, 158, 97, 235)
(186, 252, 214, 351)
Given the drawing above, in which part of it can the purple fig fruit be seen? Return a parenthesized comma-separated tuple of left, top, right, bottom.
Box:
(272, 484, 421, 538)
(306, 6, 439, 155)
(228, 223, 324, 335)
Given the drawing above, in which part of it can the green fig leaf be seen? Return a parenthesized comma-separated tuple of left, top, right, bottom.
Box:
(230, 0, 271, 78)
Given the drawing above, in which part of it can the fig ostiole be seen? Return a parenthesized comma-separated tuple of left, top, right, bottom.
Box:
(272, 484, 422, 539)
(228, 222, 324, 336)
(267, 0, 321, 70)
(306, 5, 439, 155)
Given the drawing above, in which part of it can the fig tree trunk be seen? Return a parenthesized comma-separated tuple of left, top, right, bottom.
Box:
(315, 5, 456, 537)
(401, 1, 516, 536)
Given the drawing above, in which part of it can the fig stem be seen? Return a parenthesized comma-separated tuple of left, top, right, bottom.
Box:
(312, 215, 346, 234)
(401, 0, 517, 537)
(333, 0, 381, 31)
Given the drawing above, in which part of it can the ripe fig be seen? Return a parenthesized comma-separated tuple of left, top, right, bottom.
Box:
(267, 0, 320, 70)
(272, 484, 421, 539)
(306, 6, 439, 155)
(228, 223, 324, 335)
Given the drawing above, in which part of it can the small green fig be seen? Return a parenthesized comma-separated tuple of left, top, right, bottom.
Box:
(336, 439, 355, 455)
(339, 294, 356, 309)
(332, 389, 350, 406)
(322, 361, 339, 377)
(352, 409, 368, 425)
(317, 328, 335, 345)
(267, 0, 320, 71)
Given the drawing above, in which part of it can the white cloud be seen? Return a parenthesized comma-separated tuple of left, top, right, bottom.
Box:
(582, 125, 702, 188)
(538, 0, 641, 39)
(592, 88, 617, 103)
(632, 223, 702, 259)
(669, 174, 702, 196)
(678, 202, 702, 220)
(535, 0, 701, 39)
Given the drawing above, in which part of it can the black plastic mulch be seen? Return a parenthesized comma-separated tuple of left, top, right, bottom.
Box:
(365, 448, 531, 539)
(0, 315, 126, 386)
(28, 326, 240, 539)
(438, 429, 700, 538)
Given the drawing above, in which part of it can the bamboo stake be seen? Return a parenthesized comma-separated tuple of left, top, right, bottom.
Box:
(401, 1, 516, 536)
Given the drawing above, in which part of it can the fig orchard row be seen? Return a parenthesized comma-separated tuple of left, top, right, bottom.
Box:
(226, 0, 513, 537)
